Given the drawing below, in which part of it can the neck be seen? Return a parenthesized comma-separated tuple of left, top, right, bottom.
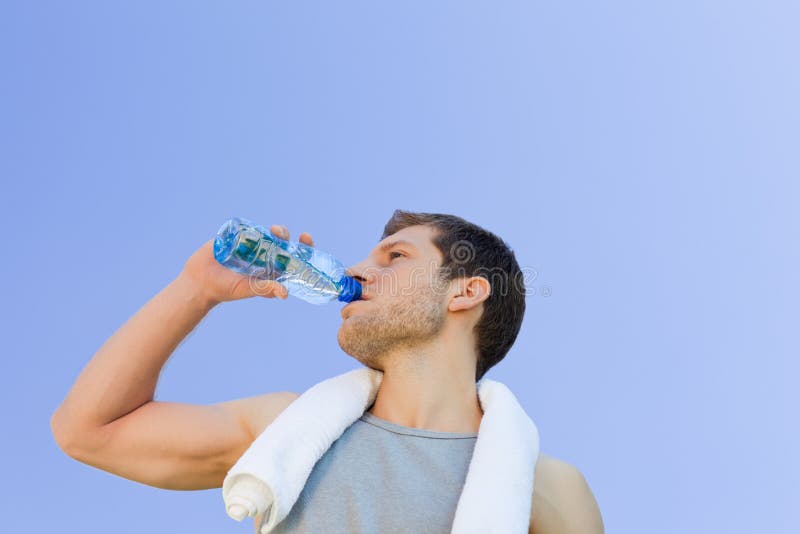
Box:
(366, 325, 484, 434)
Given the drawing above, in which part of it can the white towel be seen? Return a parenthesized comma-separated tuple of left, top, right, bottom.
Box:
(222, 367, 540, 534)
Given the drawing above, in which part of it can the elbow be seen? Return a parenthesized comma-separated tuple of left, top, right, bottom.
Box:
(51, 409, 118, 467)
(50, 406, 89, 459)
(50, 407, 103, 460)
(50, 408, 78, 457)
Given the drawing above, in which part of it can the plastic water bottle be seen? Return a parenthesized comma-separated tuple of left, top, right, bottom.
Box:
(212, 217, 362, 304)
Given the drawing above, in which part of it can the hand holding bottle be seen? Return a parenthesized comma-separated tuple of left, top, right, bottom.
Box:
(179, 224, 316, 306)
(212, 217, 362, 304)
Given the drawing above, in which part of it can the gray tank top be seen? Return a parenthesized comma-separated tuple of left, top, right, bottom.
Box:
(268, 410, 478, 533)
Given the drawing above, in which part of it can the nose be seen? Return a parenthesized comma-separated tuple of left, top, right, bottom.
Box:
(345, 262, 376, 292)
(345, 265, 368, 283)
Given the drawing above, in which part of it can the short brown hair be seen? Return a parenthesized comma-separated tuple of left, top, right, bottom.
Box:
(381, 209, 526, 382)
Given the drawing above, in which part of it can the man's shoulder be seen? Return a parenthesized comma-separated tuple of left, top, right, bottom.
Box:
(530, 452, 604, 534)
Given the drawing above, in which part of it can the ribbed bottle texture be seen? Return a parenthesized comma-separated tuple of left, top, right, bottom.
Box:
(213, 217, 362, 304)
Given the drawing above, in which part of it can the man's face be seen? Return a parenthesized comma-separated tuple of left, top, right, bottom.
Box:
(337, 225, 451, 370)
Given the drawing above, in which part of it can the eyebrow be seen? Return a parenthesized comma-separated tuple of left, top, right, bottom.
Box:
(375, 239, 418, 255)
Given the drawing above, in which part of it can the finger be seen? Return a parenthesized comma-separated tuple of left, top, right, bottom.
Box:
(266, 281, 289, 300)
(251, 278, 289, 299)
(276, 283, 289, 300)
(270, 224, 290, 240)
(299, 232, 314, 246)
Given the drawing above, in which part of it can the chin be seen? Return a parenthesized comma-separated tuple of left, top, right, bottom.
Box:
(337, 329, 385, 371)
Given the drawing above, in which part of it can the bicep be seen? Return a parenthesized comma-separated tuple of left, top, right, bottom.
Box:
(62, 391, 299, 492)
(68, 400, 253, 491)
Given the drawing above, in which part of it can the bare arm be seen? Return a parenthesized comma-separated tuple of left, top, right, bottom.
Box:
(51, 274, 216, 442)
(50, 226, 312, 490)
(530, 454, 605, 534)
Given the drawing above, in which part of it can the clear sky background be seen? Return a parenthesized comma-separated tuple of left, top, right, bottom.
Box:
(2, 1, 797, 532)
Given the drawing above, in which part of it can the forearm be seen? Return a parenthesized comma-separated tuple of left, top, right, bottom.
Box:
(51, 274, 216, 437)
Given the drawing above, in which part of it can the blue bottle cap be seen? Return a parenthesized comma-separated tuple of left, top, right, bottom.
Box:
(337, 276, 363, 303)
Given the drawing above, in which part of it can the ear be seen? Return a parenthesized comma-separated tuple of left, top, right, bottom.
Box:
(448, 276, 491, 312)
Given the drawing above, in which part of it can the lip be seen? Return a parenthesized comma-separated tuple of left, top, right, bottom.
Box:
(341, 299, 369, 320)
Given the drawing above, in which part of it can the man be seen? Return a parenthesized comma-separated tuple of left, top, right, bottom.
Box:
(51, 209, 604, 533)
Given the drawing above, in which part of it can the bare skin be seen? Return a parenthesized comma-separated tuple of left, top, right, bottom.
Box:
(50, 222, 603, 533)
(337, 225, 603, 533)
(49, 224, 312, 490)
(337, 224, 490, 434)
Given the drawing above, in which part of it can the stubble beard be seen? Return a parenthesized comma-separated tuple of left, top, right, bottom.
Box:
(337, 285, 447, 371)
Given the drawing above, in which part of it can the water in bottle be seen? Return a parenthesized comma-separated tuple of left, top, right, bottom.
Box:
(212, 217, 362, 304)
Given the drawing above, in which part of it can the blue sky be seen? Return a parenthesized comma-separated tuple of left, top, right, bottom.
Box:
(2, 1, 798, 532)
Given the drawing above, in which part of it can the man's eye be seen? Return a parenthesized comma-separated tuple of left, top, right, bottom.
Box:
(389, 251, 405, 260)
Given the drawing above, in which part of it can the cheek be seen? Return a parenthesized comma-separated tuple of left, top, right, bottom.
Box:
(393, 267, 433, 296)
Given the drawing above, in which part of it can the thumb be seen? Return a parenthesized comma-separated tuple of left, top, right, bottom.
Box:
(248, 277, 289, 300)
